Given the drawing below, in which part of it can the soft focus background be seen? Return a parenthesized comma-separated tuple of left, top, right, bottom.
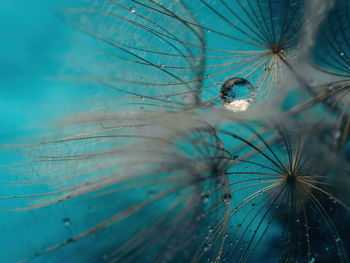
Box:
(0, 0, 109, 159)
(0, 1, 104, 262)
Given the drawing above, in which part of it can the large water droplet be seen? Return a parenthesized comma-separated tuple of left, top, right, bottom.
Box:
(220, 78, 255, 112)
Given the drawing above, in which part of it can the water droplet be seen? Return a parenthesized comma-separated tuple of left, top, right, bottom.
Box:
(220, 78, 255, 112)
(140, 96, 145, 101)
(130, 6, 136, 13)
(310, 257, 315, 263)
(140, 106, 144, 111)
(334, 130, 341, 139)
(201, 193, 209, 204)
(328, 84, 336, 91)
(223, 193, 232, 205)
(63, 218, 70, 227)
(203, 245, 209, 252)
(233, 155, 239, 160)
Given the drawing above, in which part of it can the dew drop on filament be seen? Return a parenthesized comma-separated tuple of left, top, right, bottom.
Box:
(200, 193, 209, 204)
(129, 6, 136, 13)
(63, 218, 71, 227)
(220, 78, 255, 112)
(223, 193, 232, 205)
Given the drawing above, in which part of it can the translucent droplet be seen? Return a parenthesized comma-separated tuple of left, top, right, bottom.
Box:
(130, 6, 136, 13)
(233, 155, 239, 160)
(220, 78, 255, 112)
(203, 245, 209, 252)
(140, 106, 144, 111)
(201, 193, 209, 204)
(223, 193, 232, 205)
(63, 218, 71, 227)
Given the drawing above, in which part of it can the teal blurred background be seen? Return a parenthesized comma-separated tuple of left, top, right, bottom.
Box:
(0, 1, 103, 262)
(0, 0, 101, 147)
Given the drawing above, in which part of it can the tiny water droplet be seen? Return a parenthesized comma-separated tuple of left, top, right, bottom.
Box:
(334, 130, 341, 139)
(140, 106, 144, 111)
(201, 193, 209, 204)
(223, 193, 232, 205)
(63, 218, 70, 227)
(130, 6, 136, 13)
